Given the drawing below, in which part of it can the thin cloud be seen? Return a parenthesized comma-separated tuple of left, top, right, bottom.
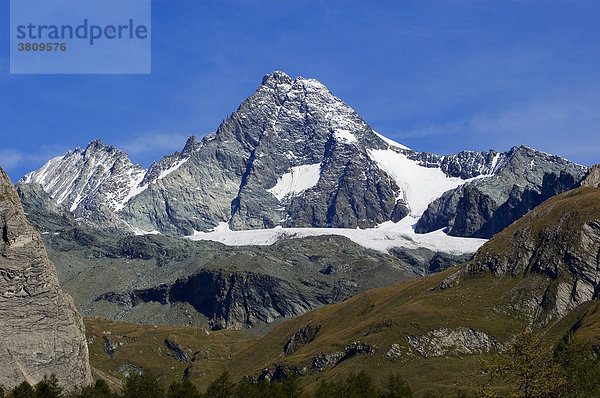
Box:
(0, 150, 23, 169)
(395, 98, 600, 142)
(0, 148, 67, 169)
(0, 147, 68, 181)
(118, 131, 190, 156)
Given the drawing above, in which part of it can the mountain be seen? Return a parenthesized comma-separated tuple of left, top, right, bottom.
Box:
(19, 71, 587, 239)
(82, 185, 600, 395)
(415, 145, 586, 238)
(0, 167, 92, 388)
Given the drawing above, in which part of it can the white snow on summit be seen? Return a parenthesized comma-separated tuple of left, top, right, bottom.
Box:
(21, 140, 196, 214)
(268, 163, 322, 201)
(375, 132, 411, 150)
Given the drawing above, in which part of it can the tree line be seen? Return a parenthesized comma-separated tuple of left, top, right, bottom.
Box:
(0, 372, 416, 398)
(2, 330, 599, 398)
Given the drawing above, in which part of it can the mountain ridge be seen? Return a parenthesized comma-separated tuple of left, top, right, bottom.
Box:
(20, 71, 587, 239)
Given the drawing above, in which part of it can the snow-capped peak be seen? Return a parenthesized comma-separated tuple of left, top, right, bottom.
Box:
(20, 135, 201, 214)
(19, 72, 585, 239)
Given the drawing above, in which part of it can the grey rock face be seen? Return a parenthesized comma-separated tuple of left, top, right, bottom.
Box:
(77, 234, 415, 330)
(103, 336, 117, 357)
(19, 136, 204, 235)
(406, 148, 506, 179)
(581, 164, 600, 187)
(20, 140, 143, 231)
(0, 167, 92, 389)
(385, 343, 410, 359)
(18, 181, 417, 330)
(164, 339, 191, 362)
(100, 270, 325, 330)
(389, 247, 472, 276)
(283, 323, 321, 355)
(116, 71, 406, 234)
(406, 327, 504, 358)
(311, 341, 375, 371)
(416, 145, 587, 238)
(23, 71, 525, 236)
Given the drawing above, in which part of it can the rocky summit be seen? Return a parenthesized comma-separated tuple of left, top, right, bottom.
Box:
(0, 167, 92, 389)
(19, 71, 587, 238)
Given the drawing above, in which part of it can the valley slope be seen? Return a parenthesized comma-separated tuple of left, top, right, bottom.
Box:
(83, 185, 600, 396)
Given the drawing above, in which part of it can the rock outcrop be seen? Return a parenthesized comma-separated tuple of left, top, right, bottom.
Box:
(283, 323, 321, 355)
(581, 163, 600, 187)
(447, 186, 600, 325)
(97, 270, 328, 330)
(311, 341, 375, 371)
(164, 339, 191, 362)
(0, 167, 92, 389)
(406, 327, 504, 358)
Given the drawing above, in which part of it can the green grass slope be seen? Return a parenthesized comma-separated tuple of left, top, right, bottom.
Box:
(85, 187, 600, 397)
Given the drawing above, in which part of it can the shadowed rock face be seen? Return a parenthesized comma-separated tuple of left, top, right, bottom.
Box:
(0, 167, 92, 389)
(416, 146, 587, 238)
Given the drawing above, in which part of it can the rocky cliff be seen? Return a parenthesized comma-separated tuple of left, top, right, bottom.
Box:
(581, 163, 600, 187)
(0, 167, 92, 389)
(415, 145, 587, 238)
(445, 186, 600, 325)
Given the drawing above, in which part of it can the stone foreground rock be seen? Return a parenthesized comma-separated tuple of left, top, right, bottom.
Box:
(0, 167, 92, 389)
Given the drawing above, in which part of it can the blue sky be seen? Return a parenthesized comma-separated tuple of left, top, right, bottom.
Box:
(1, 0, 599, 181)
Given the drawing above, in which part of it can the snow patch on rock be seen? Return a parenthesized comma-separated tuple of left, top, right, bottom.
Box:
(333, 129, 357, 144)
(268, 163, 322, 201)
